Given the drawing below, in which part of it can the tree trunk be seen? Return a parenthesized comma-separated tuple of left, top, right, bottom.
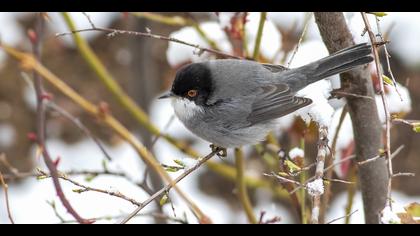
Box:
(314, 12, 388, 224)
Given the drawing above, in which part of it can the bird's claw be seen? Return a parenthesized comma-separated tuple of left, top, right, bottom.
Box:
(210, 144, 227, 158)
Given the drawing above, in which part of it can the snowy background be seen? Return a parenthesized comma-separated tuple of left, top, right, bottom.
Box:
(0, 12, 419, 224)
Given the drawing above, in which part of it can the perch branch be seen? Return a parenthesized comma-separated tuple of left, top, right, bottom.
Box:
(120, 147, 223, 224)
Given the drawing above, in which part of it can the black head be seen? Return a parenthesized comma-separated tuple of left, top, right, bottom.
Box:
(169, 63, 213, 106)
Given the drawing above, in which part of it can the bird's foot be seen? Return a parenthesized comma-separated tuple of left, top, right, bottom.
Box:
(210, 144, 227, 158)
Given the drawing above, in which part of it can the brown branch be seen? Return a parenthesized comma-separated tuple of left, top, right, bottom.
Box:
(325, 209, 359, 224)
(120, 147, 223, 224)
(0, 163, 14, 224)
(374, 16, 403, 100)
(31, 14, 89, 224)
(56, 24, 242, 60)
(37, 169, 142, 207)
(46, 102, 112, 161)
(287, 13, 313, 67)
(361, 12, 393, 210)
(314, 12, 388, 224)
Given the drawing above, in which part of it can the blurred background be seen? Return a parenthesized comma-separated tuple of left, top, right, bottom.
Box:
(0, 12, 419, 224)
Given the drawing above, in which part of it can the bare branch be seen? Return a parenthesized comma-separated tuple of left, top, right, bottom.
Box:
(120, 147, 223, 224)
(56, 20, 242, 60)
(287, 13, 313, 67)
(31, 13, 89, 224)
(0, 164, 15, 224)
(37, 169, 142, 206)
(361, 12, 394, 210)
(392, 172, 415, 178)
(325, 209, 359, 224)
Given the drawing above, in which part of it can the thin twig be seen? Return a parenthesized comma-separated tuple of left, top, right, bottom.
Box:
(2, 169, 126, 182)
(325, 209, 359, 224)
(290, 154, 355, 195)
(330, 91, 374, 100)
(392, 172, 415, 178)
(375, 16, 403, 100)
(56, 20, 242, 60)
(31, 14, 89, 224)
(358, 145, 404, 166)
(37, 169, 142, 206)
(0, 154, 19, 176)
(361, 12, 393, 210)
(264, 172, 304, 187)
(234, 148, 257, 224)
(21, 71, 112, 161)
(0, 168, 15, 224)
(82, 12, 95, 28)
(59, 211, 187, 224)
(287, 13, 312, 68)
(120, 147, 222, 224)
(47, 102, 113, 161)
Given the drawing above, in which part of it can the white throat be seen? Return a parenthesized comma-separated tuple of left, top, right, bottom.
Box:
(172, 97, 204, 122)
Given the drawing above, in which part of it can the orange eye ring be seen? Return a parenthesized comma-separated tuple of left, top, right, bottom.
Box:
(187, 89, 198, 98)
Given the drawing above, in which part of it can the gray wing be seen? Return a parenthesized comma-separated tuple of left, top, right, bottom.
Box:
(247, 83, 312, 125)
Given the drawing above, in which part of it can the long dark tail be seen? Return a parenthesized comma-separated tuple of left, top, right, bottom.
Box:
(283, 43, 373, 91)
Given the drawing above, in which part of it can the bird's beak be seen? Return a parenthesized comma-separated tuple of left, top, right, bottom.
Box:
(158, 92, 175, 99)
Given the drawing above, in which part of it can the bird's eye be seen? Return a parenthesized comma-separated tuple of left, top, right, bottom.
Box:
(187, 89, 198, 98)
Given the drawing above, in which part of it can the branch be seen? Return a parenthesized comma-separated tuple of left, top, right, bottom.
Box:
(120, 147, 223, 224)
(325, 209, 359, 224)
(234, 148, 257, 224)
(21, 71, 112, 161)
(57, 13, 242, 60)
(361, 12, 394, 210)
(314, 12, 388, 224)
(287, 13, 312, 68)
(30, 14, 89, 224)
(309, 126, 329, 224)
(37, 169, 142, 206)
(0, 162, 14, 224)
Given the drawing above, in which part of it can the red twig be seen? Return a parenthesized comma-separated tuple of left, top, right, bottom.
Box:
(31, 13, 90, 224)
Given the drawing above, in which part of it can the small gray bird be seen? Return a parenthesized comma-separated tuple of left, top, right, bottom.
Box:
(159, 43, 373, 149)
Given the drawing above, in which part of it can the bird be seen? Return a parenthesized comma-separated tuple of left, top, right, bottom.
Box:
(159, 43, 373, 153)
